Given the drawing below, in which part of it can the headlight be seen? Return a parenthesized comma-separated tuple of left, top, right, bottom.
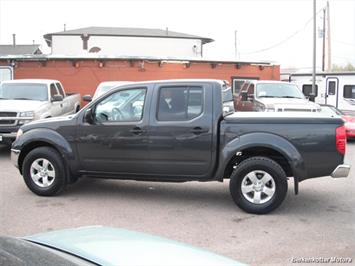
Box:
(19, 111, 35, 125)
(16, 129, 23, 140)
(19, 111, 35, 117)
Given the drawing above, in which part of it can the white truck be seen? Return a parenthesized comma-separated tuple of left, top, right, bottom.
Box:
(0, 79, 80, 144)
(282, 72, 355, 115)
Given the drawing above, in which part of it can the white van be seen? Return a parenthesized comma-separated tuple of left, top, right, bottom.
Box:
(283, 72, 355, 115)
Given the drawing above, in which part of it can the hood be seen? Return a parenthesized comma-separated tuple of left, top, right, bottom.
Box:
(257, 98, 320, 110)
(0, 100, 46, 112)
(24, 226, 245, 266)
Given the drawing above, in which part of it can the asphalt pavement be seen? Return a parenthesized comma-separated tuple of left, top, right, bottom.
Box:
(0, 142, 354, 265)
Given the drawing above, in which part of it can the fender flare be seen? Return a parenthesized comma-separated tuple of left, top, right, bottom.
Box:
(215, 132, 307, 193)
(13, 128, 76, 177)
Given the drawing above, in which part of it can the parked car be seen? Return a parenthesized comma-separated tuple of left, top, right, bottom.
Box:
(320, 104, 355, 139)
(235, 80, 320, 112)
(11, 79, 350, 214)
(0, 79, 80, 144)
(0, 226, 245, 266)
(83, 81, 134, 102)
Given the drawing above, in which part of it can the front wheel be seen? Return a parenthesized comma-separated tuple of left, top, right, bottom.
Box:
(22, 147, 67, 196)
(229, 157, 288, 214)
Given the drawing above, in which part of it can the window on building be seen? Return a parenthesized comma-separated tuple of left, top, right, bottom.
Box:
(302, 84, 318, 97)
(157, 86, 204, 121)
(344, 85, 355, 99)
(328, 81, 336, 95)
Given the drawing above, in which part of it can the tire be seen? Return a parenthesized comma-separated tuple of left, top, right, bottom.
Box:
(22, 147, 67, 196)
(229, 156, 288, 214)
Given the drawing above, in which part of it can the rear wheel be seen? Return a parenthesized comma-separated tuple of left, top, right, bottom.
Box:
(22, 147, 67, 196)
(229, 156, 288, 214)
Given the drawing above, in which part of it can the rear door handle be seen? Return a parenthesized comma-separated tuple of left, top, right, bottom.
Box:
(191, 127, 208, 135)
(130, 127, 146, 135)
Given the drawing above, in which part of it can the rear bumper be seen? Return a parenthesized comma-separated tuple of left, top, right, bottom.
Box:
(331, 164, 351, 178)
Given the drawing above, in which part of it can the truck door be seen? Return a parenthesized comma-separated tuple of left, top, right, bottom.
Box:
(76, 86, 152, 174)
(147, 83, 213, 178)
(325, 78, 339, 107)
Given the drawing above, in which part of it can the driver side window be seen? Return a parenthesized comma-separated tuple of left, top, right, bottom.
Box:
(95, 88, 146, 123)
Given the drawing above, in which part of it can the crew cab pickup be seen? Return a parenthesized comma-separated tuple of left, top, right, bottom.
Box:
(11, 79, 350, 214)
(0, 79, 81, 144)
(235, 80, 320, 112)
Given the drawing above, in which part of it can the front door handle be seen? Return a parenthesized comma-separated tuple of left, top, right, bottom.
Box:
(191, 127, 208, 135)
(130, 127, 146, 135)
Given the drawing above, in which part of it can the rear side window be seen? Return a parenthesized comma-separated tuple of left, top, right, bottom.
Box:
(302, 84, 318, 97)
(343, 85, 355, 99)
(50, 84, 58, 98)
(157, 86, 204, 121)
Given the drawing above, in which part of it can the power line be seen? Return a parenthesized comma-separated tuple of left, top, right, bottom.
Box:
(241, 7, 325, 55)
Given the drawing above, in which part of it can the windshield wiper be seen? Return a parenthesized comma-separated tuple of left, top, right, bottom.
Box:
(258, 95, 281, 98)
(279, 96, 303, 99)
(12, 97, 34, 100)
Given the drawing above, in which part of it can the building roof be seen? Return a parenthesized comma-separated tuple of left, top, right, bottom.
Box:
(0, 45, 42, 56)
(0, 54, 274, 66)
(43, 27, 214, 46)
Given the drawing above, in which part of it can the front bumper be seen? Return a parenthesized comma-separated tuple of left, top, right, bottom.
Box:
(0, 132, 17, 144)
(331, 164, 351, 178)
(11, 148, 20, 169)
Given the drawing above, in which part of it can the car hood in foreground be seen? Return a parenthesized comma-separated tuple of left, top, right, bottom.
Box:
(24, 226, 245, 266)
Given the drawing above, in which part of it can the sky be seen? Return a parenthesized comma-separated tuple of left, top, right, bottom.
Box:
(0, 0, 354, 70)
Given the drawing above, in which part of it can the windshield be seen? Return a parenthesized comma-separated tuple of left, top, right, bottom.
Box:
(256, 83, 305, 99)
(93, 85, 116, 100)
(222, 87, 233, 102)
(0, 83, 48, 101)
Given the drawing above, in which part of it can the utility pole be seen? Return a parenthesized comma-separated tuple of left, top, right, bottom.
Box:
(234, 30, 238, 59)
(312, 0, 316, 96)
(326, 0, 331, 71)
(322, 7, 326, 72)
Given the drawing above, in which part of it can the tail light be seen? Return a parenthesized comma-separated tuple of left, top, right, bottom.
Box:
(336, 125, 346, 155)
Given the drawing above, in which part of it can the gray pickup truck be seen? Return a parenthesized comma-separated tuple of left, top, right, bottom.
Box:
(11, 79, 350, 214)
(0, 79, 81, 144)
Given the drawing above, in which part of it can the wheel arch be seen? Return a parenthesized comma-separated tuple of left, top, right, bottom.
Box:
(14, 129, 76, 182)
(217, 132, 307, 193)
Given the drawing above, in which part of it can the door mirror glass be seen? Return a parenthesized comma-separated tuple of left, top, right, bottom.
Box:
(308, 93, 316, 102)
(51, 94, 63, 102)
(84, 108, 94, 124)
(83, 95, 92, 102)
(241, 91, 248, 101)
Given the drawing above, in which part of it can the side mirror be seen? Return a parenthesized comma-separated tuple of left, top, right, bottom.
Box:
(241, 91, 248, 101)
(84, 108, 94, 124)
(309, 93, 316, 102)
(248, 94, 255, 101)
(83, 95, 92, 102)
(51, 94, 63, 102)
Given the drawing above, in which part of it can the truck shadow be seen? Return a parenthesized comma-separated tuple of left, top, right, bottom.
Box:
(63, 177, 241, 212)
(61, 178, 353, 216)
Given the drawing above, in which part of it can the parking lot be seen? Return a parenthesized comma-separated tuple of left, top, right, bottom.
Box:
(0, 142, 354, 265)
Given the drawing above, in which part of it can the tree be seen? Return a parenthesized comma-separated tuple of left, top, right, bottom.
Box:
(332, 63, 355, 71)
